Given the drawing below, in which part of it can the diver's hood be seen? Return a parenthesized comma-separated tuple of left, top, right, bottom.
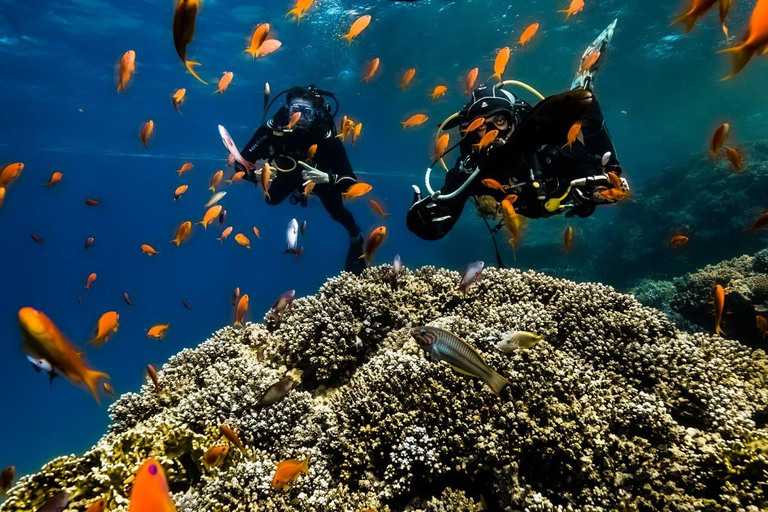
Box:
(445, 84, 517, 130)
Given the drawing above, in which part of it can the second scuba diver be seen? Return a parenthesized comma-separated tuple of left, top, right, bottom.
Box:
(407, 20, 630, 247)
(234, 85, 368, 274)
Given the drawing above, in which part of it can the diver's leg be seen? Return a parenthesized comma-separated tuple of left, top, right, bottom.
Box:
(316, 187, 366, 274)
(264, 174, 298, 205)
(571, 19, 617, 91)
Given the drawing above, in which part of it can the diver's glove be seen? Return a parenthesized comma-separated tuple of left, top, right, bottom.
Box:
(298, 161, 331, 186)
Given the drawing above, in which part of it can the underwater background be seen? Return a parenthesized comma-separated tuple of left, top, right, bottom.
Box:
(0, 0, 767, 484)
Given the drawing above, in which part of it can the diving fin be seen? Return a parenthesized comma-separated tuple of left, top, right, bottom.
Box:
(571, 19, 617, 91)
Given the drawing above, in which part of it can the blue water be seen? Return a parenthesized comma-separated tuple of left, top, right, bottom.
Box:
(1, 0, 767, 481)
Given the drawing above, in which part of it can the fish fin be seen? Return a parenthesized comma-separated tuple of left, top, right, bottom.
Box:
(489, 72, 502, 82)
(450, 364, 480, 378)
(171, 238, 180, 247)
(185, 61, 209, 85)
(84, 370, 110, 405)
(716, 325, 726, 336)
(671, 12, 697, 34)
(576, 131, 585, 145)
(242, 48, 257, 58)
(559, 10, 572, 22)
(341, 34, 353, 46)
(302, 455, 311, 474)
(487, 371, 511, 396)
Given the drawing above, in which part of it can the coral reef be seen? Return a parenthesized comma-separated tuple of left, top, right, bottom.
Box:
(2, 264, 768, 511)
(632, 248, 768, 348)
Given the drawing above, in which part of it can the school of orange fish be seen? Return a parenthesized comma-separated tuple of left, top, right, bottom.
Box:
(2, 0, 768, 508)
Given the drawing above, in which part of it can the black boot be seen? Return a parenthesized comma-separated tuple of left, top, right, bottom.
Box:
(345, 232, 367, 275)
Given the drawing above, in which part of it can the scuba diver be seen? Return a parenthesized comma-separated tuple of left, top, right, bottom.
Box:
(407, 20, 630, 257)
(234, 85, 367, 274)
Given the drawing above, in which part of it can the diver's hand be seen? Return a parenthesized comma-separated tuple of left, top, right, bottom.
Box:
(298, 161, 330, 185)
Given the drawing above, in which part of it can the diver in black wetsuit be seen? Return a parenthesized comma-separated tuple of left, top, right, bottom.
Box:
(407, 20, 630, 242)
(235, 85, 367, 274)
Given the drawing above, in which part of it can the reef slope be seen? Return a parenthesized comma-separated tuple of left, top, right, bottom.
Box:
(2, 265, 768, 511)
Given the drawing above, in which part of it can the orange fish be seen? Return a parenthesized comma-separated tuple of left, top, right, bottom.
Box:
(220, 424, 248, 455)
(235, 233, 251, 249)
(147, 324, 170, 339)
(0, 186, 5, 210)
(103, 381, 116, 399)
(214, 72, 233, 95)
(672, 0, 719, 34)
(714, 284, 726, 336)
(18, 307, 110, 403)
(342, 15, 372, 46)
(369, 199, 388, 218)
(725, 147, 743, 171)
(606, 171, 621, 189)
(228, 171, 245, 184)
(710, 123, 729, 160)
(171, 221, 193, 247)
(232, 288, 240, 306)
(286, 111, 302, 130)
(482, 179, 507, 192)
(262, 162, 272, 200)
(218, 226, 233, 243)
(474, 129, 499, 151)
(307, 144, 318, 160)
(244, 23, 270, 57)
(563, 226, 574, 253)
(141, 120, 154, 148)
(85, 272, 97, 289)
(85, 499, 106, 512)
(600, 188, 626, 201)
(363, 58, 380, 83)
(400, 68, 416, 90)
(352, 122, 363, 146)
(401, 114, 429, 129)
(235, 294, 249, 328)
(285, 0, 314, 24)
(272, 456, 310, 490)
(748, 211, 768, 231)
(342, 183, 373, 201)
(489, 47, 510, 82)
(671, 235, 690, 248)
(434, 133, 449, 160)
(559, 0, 585, 21)
(254, 39, 282, 57)
(252, 226, 262, 239)
(117, 50, 136, 93)
(44, 171, 63, 188)
(720, 0, 768, 79)
(757, 315, 768, 339)
(88, 311, 120, 348)
(303, 181, 316, 197)
(501, 196, 523, 258)
(128, 458, 176, 512)
(147, 364, 160, 391)
(209, 170, 224, 192)
(199, 205, 223, 230)
(579, 51, 601, 73)
(172, 88, 186, 113)
(463, 117, 485, 135)
(173, 0, 207, 84)
(204, 446, 230, 469)
(361, 226, 386, 263)
(465, 67, 479, 95)
(563, 121, 584, 150)
(0, 162, 24, 187)
(141, 244, 160, 256)
(174, 184, 189, 200)
(519, 23, 540, 48)
(430, 85, 447, 101)
(176, 162, 193, 176)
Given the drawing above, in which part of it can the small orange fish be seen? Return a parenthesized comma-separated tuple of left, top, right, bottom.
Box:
(501, 196, 523, 258)
(600, 188, 625, 201)
(199, 205, 223, 230)
(563, 121, 584, 150)
(103, 381, 116, 399)
(606, 171, 621, 188)
(88, 311, 120, 349)
(748, 211, 768, 231)
(401, 114, 429, 129)
(672, 0, 720, 34)
(253, 226, 262, 239)
(0, 186, 6, 209)
(214, 72, 233, 95)
(342, 14, 372, 46)
(489, 47, 510, 82)
(174, 184, 189, 200)
(363, 58, 380, 83)
(719, 0, 768, 80)
(482, 179, 507, 192)
(285, 0, 314, 24)
(141, 244, 160, 256)
(147, 364, 160, 391)
(757, 315, 768, 339)
(342, 183, 373, 201)
(147, 324, 170, 340)
(286, 111, 302, 130)
(369, 199, 388, 218)
(235, 294, 249, 328)
(563, 226, 574, 254)
(0, 162, 24, 187)
(117, 50, 136, 93)
(434, 133, 449, 160)
(671, 235, 690, 248)
(725, 147, 743, 171)
(465, 67, 479, 95)
(204, 445, 230, 469)
(400, 68, 416, 90)
(86, 198, 101, 207)
(714, 284, 726, 336)
(228, 171, 245, 184)
(430, 85, 447, 101)
(173, 0, 208, 85)
(141, 120, 154, 148)
(307, 144, 318, 160)
(44, 171, 63, 188)
(85, 499, 106, 512)
(209, 170, 224, 192)
(128, 458, 176, 512)
(262, 163, 272, 200)
(559, 0, 585, 21)
(218, 226, 233, 243)
(254, 39, 282, 57)
(220, 424, 248, 455)
(352, 122, 363, 146)
(463, 117, 485, 134)
(85, 272, 98, 289)
(361, 226, 386, 264)
(579, 51, 601, 73)
(172, 88, 186, 113)
(474, 130, 499, 151)
(244, 23, 270, 57)
(176, 162, 193, 176)
(235, 233, 251, 249)
(710, 123, 730, 160)
(519, 23, 540, 48)
(303, 181, 316, 197)
(272, 456, 310, 490)
(232, 287, 240, 306)
(171, 221, 193, 247)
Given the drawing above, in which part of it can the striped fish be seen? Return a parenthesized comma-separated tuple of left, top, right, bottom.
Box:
(411, 326, 510, 395)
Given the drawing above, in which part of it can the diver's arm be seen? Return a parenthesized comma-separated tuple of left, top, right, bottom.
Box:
(315, 137, 358, 190)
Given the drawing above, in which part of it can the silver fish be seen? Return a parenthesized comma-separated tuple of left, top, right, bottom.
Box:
(35, 491, 68, 512)
(285, 218, 299, 255)
(27, 355, 58, 387)
(251, 378, 294, 416)
(264, 82, 271, 112)
(411, 326, 509, 395)
(497, 331, 545, 353)
(218, 125, 256, 172)
(205, 191, 227, 208)
(458, 261, 484, 296)
(268, 290, 295, 320)
(388, 254, 403, 287)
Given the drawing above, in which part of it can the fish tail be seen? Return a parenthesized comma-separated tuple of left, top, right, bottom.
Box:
(342, 33, 353, 46)
(84, 370, 110, 405)
(185, 61, 209, 85)
(559, 9, 572, 21)
(489, 72, 502, 82)
(718, 43, 755, 81)
(715, 324, 726, 336)
(302, 455, 311, 474)
(171, 238, 180, 247)
(285, 7, 300, 20)
(486, 370, 511, 396)
(116, 82, 125, 93)
(242, 48, 257, 58)
(234, 320, 243, 328)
